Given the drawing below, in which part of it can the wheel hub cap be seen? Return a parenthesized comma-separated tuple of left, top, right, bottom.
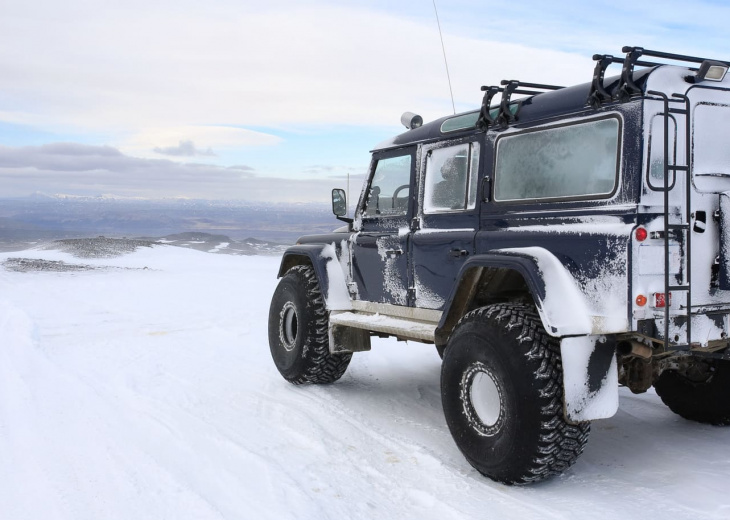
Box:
(280, 302, 298, 351)
(462, 362, 504, 436)
(470, 371, 501, 427)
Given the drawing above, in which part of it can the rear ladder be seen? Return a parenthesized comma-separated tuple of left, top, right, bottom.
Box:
(647, 90, 693, 350)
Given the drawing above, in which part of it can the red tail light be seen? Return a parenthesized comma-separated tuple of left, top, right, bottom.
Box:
(654, 292, 671, 308)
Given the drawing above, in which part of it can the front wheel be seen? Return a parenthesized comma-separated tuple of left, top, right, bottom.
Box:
(268, 265, 351, 384)
(441, 303, 590, 485)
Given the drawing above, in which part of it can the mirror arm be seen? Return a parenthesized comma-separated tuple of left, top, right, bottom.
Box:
(335, 215, 354, 228)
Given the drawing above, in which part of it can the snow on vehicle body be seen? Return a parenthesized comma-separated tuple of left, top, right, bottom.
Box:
(269, 47, 730, 484)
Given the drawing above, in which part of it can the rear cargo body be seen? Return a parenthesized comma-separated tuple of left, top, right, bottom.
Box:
(634, 67, 730, 352)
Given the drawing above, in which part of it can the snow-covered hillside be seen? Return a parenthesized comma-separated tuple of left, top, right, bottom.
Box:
(0, 245, 728, 520)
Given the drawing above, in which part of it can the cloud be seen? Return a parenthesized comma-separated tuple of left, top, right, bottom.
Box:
(3, 1, 728, 203)
(0, 143, 341, 202)
(303, 165, 338, 175)
(327, 172, 367, 181)
(35, 142, 123, 157)
(2, 0, 729, 145)
(124, 125, 281, 162)
(0, 2, 599, 135)
(153, 140, 216, 157)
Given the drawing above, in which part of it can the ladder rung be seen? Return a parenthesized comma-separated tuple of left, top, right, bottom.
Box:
(667, 165, 689, 171)
(668, 108, 688, 115)
(668, 223, 690, 230)
(668, 285, 690, 291)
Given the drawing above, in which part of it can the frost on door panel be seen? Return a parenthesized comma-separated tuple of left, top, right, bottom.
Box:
(352, 150, 414, 305)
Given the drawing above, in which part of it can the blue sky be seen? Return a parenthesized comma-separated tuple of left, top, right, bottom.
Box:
(1, 0, 729, 202)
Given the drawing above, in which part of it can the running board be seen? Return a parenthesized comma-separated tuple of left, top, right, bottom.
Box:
(328, 310, 438, 353)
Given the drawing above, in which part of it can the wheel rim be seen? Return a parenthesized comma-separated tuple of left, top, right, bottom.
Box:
(280, 302, 298, 351)
(462, 362, 504, 436)
(470, 371, 501, 427)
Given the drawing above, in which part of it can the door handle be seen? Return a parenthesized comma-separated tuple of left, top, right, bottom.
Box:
(449, 249, 469, 257)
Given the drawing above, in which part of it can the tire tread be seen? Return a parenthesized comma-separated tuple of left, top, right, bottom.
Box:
(275, 265, 351, 385)
(453, 303, 590, 484)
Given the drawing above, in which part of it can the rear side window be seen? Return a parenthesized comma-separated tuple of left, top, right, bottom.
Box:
(494, 117, 621, 202)
(647, 113, 677, 190)
(423, 142, 480, 213)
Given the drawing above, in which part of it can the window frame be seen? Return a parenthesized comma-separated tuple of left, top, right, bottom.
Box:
(358, 147, 416, 223)
(491, 113, 623, 205)
(692, 100, 730, 181)
(421, 140, 481, 215)
(646, 112, 678, 191)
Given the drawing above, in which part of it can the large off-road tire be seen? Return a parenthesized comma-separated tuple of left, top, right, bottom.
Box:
(268, 265, 352, 384)
(441, 303, 590, 485)
(654, 359, 730, 425)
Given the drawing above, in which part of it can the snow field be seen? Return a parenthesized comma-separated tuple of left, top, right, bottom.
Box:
(0, 245, 729, 520)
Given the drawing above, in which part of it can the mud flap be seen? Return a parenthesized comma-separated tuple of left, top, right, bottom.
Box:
(328, 320, 371, 354)
(560, 335, 619, 422)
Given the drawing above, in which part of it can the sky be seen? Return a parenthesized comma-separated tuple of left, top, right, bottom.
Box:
(1, 0, 730, 203)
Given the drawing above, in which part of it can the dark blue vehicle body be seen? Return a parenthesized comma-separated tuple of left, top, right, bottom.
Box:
(271, 48, 730, 482)
(291, 72, 647, 341)
(280, 55, 730, 384)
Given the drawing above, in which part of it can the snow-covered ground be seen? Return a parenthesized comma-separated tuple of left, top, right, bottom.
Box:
(0, 244, 728, 520)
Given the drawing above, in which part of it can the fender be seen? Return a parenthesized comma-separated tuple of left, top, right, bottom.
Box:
(278, 245, 333, 301)
(435, 247, 593, 345)
(435, 247, 619, 423)
(278, 243, 352, 311)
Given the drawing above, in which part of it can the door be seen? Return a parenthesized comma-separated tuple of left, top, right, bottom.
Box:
(351, 148, 416, 305)
(410, 139, 481, 310)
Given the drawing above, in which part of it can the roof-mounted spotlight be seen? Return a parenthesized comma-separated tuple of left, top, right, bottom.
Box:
(401, 112, 423, 130)
(692, 60, 728, 83)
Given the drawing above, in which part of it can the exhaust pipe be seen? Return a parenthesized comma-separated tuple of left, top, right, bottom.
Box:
(617, 340, 653, 359)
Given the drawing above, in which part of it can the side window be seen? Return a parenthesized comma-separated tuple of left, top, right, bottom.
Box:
(494, 117, 620, 202)
(423, 142, 480, 213)
(363, 154, 412, 217)
(647, 114, 677, 190)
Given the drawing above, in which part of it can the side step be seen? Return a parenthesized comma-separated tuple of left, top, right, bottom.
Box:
(330, 311, 437, 342)
(328, 307, 440, 353)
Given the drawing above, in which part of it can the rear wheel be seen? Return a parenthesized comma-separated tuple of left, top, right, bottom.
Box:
(654, 359, 730, 425)
(441, 303, 590, 485)
(268, 265, 351, 384)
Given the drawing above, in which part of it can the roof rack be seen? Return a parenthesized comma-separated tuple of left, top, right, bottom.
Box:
(588, 46, 730, 107)
(587, 54, 662, 108)
(476, 80, 564, 130)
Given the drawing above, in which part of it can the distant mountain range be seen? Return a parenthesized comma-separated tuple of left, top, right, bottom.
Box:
(156, 232, 289, 255)
(0, 195, 346, 250)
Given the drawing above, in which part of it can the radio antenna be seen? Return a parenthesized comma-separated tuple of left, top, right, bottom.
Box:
(432, 0, 456, 114)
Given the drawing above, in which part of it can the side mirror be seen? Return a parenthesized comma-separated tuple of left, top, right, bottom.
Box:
(332, 188, 347, 217)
